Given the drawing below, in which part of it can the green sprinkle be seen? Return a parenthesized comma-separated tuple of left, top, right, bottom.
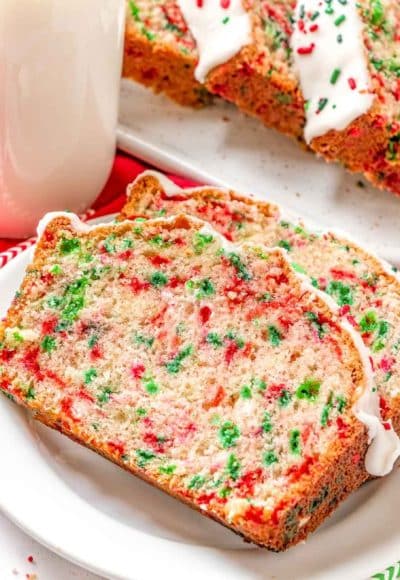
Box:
(370, 0, 384, 25)
(370, 57, 384, 71)
(240, 385, 252, 399)
(258, 292, 272, 302)
(219, 421, 240, 449)
(12, 331, 24, 343)
(193, 232, 214, 254)
(267, 325, 282, 346)
(188, 474, 206, 490)
(88, 334, 99, 348)
(103, 235, 116, 253)
(334, 14, 346, 26)
(305, 311, 326, 339)
(60, 237, 81, 255)
(128, 0, 141, 21)
(377, 320, 390, 338)
(50, 264, 63, 275)
(296, 378, 321, 402)
(330, 68, 341, 84)
(142, 376, 160, 395)
(226, 252, 252, 281)
(149, 271, 168, 287)
(261, 412, 273, 433)
(149, 235, 170, 248)
(136, 407, 147, 416)
(226, 454, 241, 480)
(359, 311, 378, 333)
(25, 386, 36, 400)
(279, 389, 292, 407)
(263, 450, 278, 466)
(224, 331, 245, 349)
(136, 449, 156, 467)
(336, 395, 347, 413)
(278, 239, 292, 252)
(326, 280, 353, 306)
(251, 377, 266, 392)
(134, 333, 154, 348)
(47, 295, 63, 309)
(141, 26, 155, 41)
(317, 98, 328, 112)
(41, 335, 56, 353)
(196, 278, 215, 298)
(206, 332, 223, 348)
(219, 487, 232, 498)
(321, 393, 333, 427)
(84, 368, 97, 385)
(165, 345, 193, 374)
(159, 464, 176, 475)
(97, 386, 113, 405)
(289, 429, 301, 455)
(122, 238, 134, 249)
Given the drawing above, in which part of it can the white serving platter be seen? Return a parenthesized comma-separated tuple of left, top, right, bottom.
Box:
(0, 78, 399, 580)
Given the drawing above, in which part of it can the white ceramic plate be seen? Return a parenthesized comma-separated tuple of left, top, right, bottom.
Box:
(0, 216, 399, 580)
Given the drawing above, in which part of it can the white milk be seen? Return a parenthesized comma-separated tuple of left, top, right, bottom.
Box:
(0, 0, 125, 238)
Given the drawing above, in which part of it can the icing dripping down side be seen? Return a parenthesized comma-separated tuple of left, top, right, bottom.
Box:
(291, 0, 374, 143)
(177, 0, 252, 83)
(347, 322, 400, 477)
(295, 268, 400, 477)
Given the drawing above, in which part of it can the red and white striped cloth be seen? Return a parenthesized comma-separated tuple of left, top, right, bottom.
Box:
(0, 153, 198, 269)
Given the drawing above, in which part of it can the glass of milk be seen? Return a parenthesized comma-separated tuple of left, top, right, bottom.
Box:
(0, 0, 125, 238)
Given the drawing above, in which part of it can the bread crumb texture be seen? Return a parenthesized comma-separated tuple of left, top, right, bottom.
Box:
(0, 214, 368, 550)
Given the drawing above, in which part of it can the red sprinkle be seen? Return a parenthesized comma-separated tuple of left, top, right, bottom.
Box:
(297, 43, 315, 55)
(220, 0, 230, 8)
(348, 78, 357, 90)
(27, 556, 35, 564)
(129, 276, 150, 293)
(149, 254, 171, 266)
(383, 422, 392, 431)
(108, 440, 125, 455)
(244, 505, 264, 524)
(309, 24, 319, 32)
(224, 340, 240, 365)
(199, 305, 212, 325)
(131, 363, 145, 379)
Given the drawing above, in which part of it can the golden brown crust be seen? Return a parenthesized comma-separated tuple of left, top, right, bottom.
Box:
(24, 401, 369, 551)
(123, 24, 211, 107)
(119, 173, 280, 222)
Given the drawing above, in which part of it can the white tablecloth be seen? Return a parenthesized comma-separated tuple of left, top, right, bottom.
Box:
(0, 510, 103, 579)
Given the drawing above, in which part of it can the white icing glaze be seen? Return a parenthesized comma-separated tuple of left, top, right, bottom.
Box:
(36, 212, 93, 238)
(344, 319, 400, 476)
(293, 265, 400, 476)
(131, 170, 184, 196)
(130, 169, 233, 199)
(291, 0, 374, 142)
(177, 0, 252, 83)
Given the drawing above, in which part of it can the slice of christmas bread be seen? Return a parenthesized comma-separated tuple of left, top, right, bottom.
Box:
(0, 212, 393, 550)
(119, 171, 400, 439)
(123, 0, 400, 194)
